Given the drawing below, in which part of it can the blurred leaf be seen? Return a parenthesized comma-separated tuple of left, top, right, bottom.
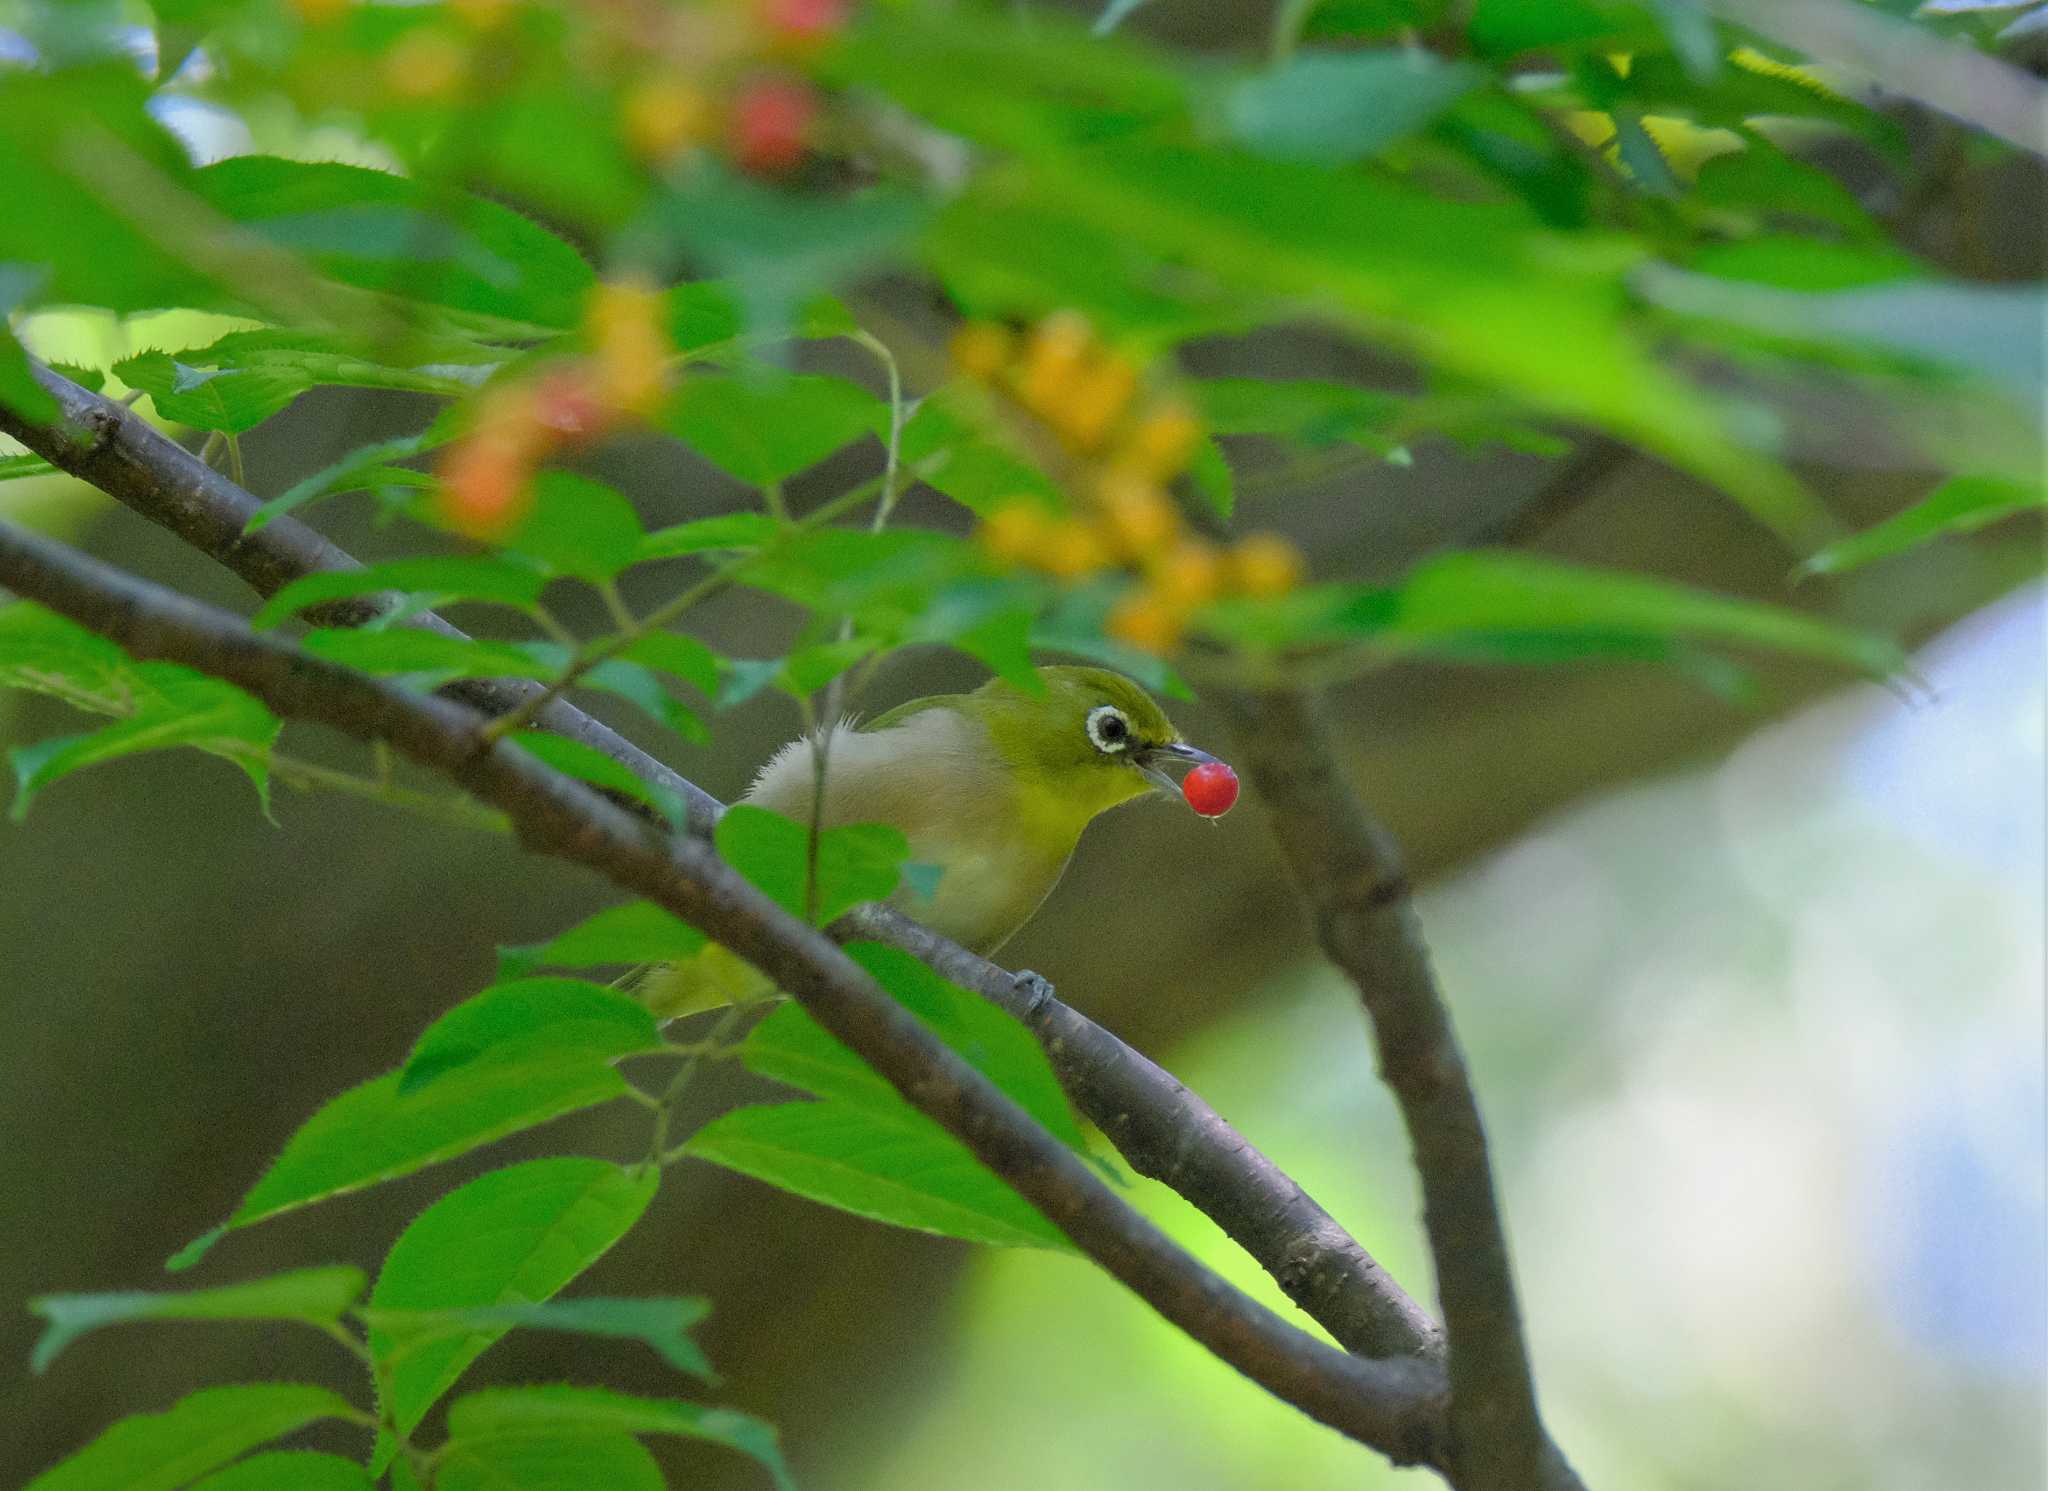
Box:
(1797, 475, 2045, 577)
(580, 656, 709, 743)
(508, 730, 688, 828)
(22, 1385, 358, 1491)
(192, 156, 594, 333)
(498, 901, 709, 980)
(366, 1160, 661, 1439)
(215, 1057, 631, 1236)
(1636, 264, 2047, 397)
(397, 977, 661, 1093)
(664, 373, 885, 487)
(28, 1267, 365, 1373)
(900, 395, 1063, 516)
(739, 528, 981, 622)
(8, 668, 278, 822)
(0, 452, 57, 481)
(0, 263, 58, 421)
(713, 805, 908, 926)
(435, 1431, 663, 1491)
(1193, 378, 1403, 451)
(252, 556, 548, 628)
(636, 512, 778, 562)
(0, 601, 145, 701)
(617, 630, 722, 697)
(188, 1453, 374, 1491)
(505, 471, 644, 583)
(1286, 549, 1910, 676)
(1187, 436, 1235, 518)
(1227, 50, 1483, 163)
(1469, 0, 1646, 56)
(298, 629, 557, 687)
(245, 427, 453, 534)
(371, 1298, 711, 1383)
(447, 1388, 793, 1491)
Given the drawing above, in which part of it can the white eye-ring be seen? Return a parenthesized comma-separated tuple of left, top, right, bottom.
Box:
(1086, 704, 1132, 755)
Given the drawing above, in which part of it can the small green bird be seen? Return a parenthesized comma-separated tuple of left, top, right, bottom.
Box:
(642, 666, 1227, 1015)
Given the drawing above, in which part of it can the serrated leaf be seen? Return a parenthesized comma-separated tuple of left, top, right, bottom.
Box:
(437, 1433, 663, 1491)
(372, 1298, 711, 1383)
(1227, 50, 1484, 163)
(1797, 475, 2044, 577)
(8, 668, 278, 821)
(685, 1099, 1071, 1250)
(498, 901, 708, 981)
(0, 451, 57, 481)
(218, 1059, 630, 1236)
(447, 1387, 793, 1491)
(713, 805, 907, 926)
(23, 1384, 358, 1491)
(507, 730, 688, 829)
(112, 351, 308, 434)
(505, 471, 645, 583)
(252, 556, 548, 629)
(397, 977, 661, 1093)
(664, 373, 885, 486)
(366, 1160, 661, 1439)
(188, 1452, 374, 1491)
(635, 512, 778, 562)
(0, 601, 140, 700)
(29, 1266, 364, 1374)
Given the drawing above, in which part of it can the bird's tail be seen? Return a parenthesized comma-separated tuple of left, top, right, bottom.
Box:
(622, 943, 775, 1020)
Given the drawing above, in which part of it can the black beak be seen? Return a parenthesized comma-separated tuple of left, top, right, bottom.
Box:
(1135, 740, 1221, 797)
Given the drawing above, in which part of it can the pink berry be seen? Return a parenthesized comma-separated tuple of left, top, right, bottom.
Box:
(729, 78, 816, 176)
(1182, 761, 1238, 817)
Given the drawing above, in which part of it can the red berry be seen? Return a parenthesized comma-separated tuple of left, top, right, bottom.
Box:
(1182, 760, 1238, 818)
(531, 365, 609, 440)
(729, 78, 816, 176)
(761, 0, 848, 44)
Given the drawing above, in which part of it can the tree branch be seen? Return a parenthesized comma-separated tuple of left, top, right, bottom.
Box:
(1209, 686, 1585, 1491)
(0, 516, 1454, 1471)
(1, 363, 1447, 1371)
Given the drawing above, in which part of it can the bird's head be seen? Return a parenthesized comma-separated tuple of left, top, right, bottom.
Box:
(964, 666, 1228, 823)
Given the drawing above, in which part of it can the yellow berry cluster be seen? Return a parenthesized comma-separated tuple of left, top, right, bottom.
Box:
(957, 313, 1307, 655)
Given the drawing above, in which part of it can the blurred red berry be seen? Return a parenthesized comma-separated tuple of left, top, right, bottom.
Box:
(1182, 761, 1239, 818)
(729, 77, 816, 175)
(531, 365, 609, 440)
(760, 0, 848, 49)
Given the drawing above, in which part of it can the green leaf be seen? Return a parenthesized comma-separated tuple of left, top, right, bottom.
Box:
(218, 1058, 630, 1236)
(0, 263, 58, 422)
(251, 556, 548, 629)
(23, 1384, 358, 1491)
(192, 156, 594, 333)
(371, 1298, 711, 1383)
(498, 901, 709, 980)
(635, 512, 778, 563)
(1469, 0, 1645, 58)
(397, 977, 661, 1093)
(685, 1099, 1071, 1250)
(507, 730, 689, 829)
(1192, 377, 1404, 452)
(664, 373, 885, 487)
(1797, 475, 2045, 577)
(1226, 50, 1484, 163)
(580, 656, 709, 743)
(187, 1452, 374, 1491)
(447, 1387, 794, 1491)
(616, 630, 722, 697)
(900, 395, 1063, 517)
(505, 471, 645, 583)
(366, 1160, 661, 1439)
(298, 629, 558, 686)
(1299, 550, 1910, 676)
(436, 1432, 664, 1491)
(713, 805, 907, 926)
(0, 451, 57, 482)
(245, 429, 450, 534)
(29, 1266, 365, 1374)
(8, 668, 278, 821)
(738, 528, 981, 623)
(0, 601, 145, 702)
(111, 351, 308, 434)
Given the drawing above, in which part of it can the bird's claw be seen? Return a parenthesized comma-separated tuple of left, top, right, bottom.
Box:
(1011, 969, 1056, 1020)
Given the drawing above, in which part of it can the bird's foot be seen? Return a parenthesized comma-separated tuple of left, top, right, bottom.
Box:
(1011, 969, 1056, 1021)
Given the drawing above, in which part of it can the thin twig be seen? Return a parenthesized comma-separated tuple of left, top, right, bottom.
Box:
(0, 516, 1455, 1472)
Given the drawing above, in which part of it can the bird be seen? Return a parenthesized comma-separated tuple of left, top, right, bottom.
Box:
(639, 665, 1227, 1016)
